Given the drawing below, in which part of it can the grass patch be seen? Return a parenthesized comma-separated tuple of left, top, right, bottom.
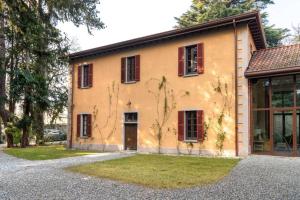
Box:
(67, 154, 239, 189)
(4, 145, 97, 160)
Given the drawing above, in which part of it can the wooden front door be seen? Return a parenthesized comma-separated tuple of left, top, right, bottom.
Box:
(125, 123, 137, 150)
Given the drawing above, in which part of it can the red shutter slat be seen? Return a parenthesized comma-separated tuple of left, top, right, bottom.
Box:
(121, 57, 126, 83)
(178, 111, 184, 141)
(178, 47, 184, 76)
(197, 110, 204, 141)
(88, 64, 93, 87)
(77, 115, 81, 137)
(197, 43, 204, 74)
(87, 114, 92, 137)
(135, 55, 140, 81)
(78, 65, 82, 88)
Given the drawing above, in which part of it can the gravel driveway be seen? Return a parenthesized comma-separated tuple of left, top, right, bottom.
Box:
(0, 151, 300, 200)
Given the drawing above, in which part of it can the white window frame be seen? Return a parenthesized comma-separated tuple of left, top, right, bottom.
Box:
(184, 45, 198, 77)
(125, 56, 136, 84)
(184, 110, 198, 142)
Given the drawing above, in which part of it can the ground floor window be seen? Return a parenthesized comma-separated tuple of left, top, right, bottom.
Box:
(185, 111, 197, 141)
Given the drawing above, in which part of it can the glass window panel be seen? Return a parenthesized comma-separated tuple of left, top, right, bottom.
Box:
(185, 45, 197, 75)
(296, 75, 300, 107)
(185, 111, 197, 140)
(82, 65, 89, 87)
(253, 110, 271, 152)
(271, 76, 294, 108)
(252, 78, 270, 108)
(126, 56, 135, 82)
(125, 113, 137, 123)
(273, 111, 293, 153)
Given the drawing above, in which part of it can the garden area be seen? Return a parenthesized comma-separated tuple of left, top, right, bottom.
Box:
(4, 145, 96, 160)
(67, 154, 239, 189)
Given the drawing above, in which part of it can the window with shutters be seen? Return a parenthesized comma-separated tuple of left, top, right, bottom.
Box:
(185, 45, 198, 75)
(126, 56, 136, 82)
(185, 111, 197, 141)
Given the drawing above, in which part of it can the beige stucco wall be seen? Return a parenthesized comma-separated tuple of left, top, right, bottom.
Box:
(236, 24, 257, 156)
(70, 26, 245, 156)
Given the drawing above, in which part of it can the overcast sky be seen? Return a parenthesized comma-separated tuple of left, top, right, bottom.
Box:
(58, 0, 300, 51)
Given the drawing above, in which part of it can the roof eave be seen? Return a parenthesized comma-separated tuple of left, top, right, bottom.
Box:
(245, 66, 300, 78)
(69, 11, 265, 62)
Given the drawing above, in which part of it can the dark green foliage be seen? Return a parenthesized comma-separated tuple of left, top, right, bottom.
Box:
(1, 0, 104, 147)
(175, 0, 289, 47)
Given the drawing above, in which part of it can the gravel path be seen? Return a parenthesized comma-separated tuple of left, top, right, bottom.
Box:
(0, 152, 300, 200)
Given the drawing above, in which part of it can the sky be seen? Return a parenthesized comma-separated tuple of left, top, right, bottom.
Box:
(58, 0, 300, 51)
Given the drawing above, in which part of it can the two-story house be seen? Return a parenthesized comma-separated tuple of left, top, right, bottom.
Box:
(68, 11, 300, 157)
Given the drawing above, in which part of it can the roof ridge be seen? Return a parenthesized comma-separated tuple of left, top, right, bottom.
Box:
(254, 43, 300, 53)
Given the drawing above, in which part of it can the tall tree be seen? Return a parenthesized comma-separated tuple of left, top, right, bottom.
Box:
(1, 0, 105, 147)
(175, 0, 289, 47)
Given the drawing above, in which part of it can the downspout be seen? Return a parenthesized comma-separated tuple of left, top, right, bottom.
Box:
(233, 19, 239, 157)
(68, 64, 74, 149)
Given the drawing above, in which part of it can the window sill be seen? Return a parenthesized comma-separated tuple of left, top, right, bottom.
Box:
(183, 73, 199, 78)
(79, 86, 91, 89)
(79, 136, 89, 139)
(184, 140, 198, 143)
(124, 81, 137, 84)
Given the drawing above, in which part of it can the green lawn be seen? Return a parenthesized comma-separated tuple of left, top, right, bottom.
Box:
(67, 154, 239, 189)
(4, 145, 97, 160)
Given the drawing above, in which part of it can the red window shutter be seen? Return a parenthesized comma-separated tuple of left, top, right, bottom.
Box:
(197, 43, 204, 74)
(178, 111, 184, 141)
(88, 64, 93, 87)
(121, 57, 126, 83)
(135, 55, 140, 81)
(87, 114, 92, 137)
(178, 47, 184, 76)
(77, 115, 81, 137)
(197, 110, 204, 141)
(78, 65, 82, 88)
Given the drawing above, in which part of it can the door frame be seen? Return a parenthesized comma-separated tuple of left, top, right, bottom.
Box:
(122, 111, 139, 151)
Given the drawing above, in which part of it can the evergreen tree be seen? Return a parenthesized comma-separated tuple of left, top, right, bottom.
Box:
(0, 0, 105, 147)
(175, 0, 289, 47)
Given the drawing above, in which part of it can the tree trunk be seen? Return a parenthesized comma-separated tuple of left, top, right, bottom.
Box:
(21, 92, 31, 148)
(6, 133, 13, 148)
(0, 5, 9, 126)
(33, 110, 44, 145)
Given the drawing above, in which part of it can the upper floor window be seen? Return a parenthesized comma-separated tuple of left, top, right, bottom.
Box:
(78, 64, 93, 88)
(178, 43, 204, 77)
(121, 55, 140, 83)
(126, 56, 136, 82)
(185, 45, 198, 75)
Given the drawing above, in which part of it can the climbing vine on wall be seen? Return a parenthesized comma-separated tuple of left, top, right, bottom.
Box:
(92, 81, 119, 151)
(211, 76, 233, 154)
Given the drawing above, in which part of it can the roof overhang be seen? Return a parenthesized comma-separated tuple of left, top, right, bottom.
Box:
(69, 11, 266, 62)
(245, 66, 300, 79)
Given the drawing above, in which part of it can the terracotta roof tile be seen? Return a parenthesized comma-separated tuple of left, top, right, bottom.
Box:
(245, 44, 300, 77)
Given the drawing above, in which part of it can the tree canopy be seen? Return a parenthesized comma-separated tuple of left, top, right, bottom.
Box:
(0, 0, 104, 147)
(175, 0, 289, 47)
